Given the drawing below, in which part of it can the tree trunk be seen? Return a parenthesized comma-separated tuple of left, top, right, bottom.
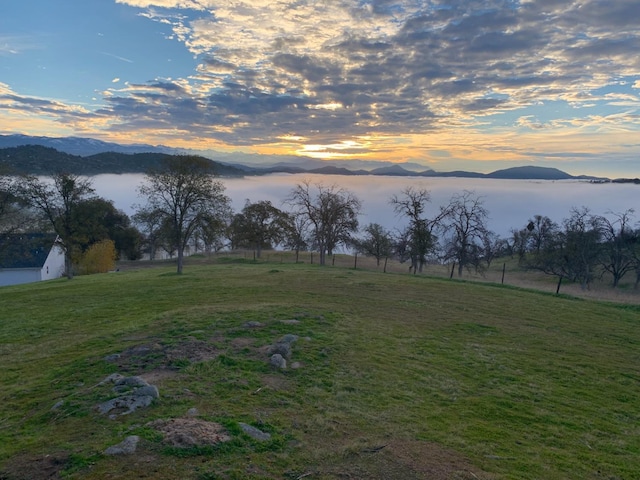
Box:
(64, 252, 74, 279)
(177, 247, 184, 274)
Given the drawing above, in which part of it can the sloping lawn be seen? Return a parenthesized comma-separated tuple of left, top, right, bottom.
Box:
(1, 263, 638, 479)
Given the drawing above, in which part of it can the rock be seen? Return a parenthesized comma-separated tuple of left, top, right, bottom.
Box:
(104, 353, 121, 362)
(51, 400, 64, 411)
(239, 423, 271, 441)
(135, 384, 160, 399)
(97, 379, 159, 416)
(186, 407, 199, 417)
(97, 394, 155, 416)
(243, 321, 264, 328)
(115, 376, 149, 387)
(104, 435, 140, 455)
(268, 342, 292, 359)
(269, 354, 287, 369)
(99, 373, 124, 385)
(280, 319, 300, 325)
(290, 362, 302, 369)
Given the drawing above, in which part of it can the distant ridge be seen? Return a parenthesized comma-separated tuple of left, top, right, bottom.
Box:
(0, 145, 245, 176)
(485, 166, 573, 180)
(0, 135, 610, 181)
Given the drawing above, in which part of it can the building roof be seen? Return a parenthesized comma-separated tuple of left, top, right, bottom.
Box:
(0, 233, 59, 269)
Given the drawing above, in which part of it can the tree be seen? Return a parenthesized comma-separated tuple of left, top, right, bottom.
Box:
(78, 239, 117, 275)
(229, 200, 292, 258)
(440, 190, 491, 277)
(597, 210, 637, 287)
(137, 156, 230, 273)
(18, 173, 96, 278)
(285, 180, 361, 265)
(526, 215, 559, 254)
(525, 207, 602, 290)
(355, 223, 394, 267)
(0, 173, 29, 256)
(132, 207, 165, 260)
(72, 198, 142, 260)
(390, 186, 443, 273)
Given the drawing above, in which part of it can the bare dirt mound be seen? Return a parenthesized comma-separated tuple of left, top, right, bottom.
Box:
(148, 418, 230, 448)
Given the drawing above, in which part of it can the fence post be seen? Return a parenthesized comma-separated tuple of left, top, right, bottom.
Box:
(501, 262, 506, 284)
(354, 253, 358, 269)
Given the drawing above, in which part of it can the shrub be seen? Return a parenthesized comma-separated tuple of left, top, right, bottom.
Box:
(78, 239, 117, 275)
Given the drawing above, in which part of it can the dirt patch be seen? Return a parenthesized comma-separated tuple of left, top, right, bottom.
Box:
(318, 440, 494, 480)
(0, 452, 70, 480)
(148, 418, 231, 448)
(107, 340, 221, 372)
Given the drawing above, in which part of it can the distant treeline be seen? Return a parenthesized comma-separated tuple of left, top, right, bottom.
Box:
(0, 145, 245, 176)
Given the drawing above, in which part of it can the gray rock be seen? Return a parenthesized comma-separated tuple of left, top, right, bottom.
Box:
(135, 384, 160, 399)
(239, 423, 271, 441)
(280, 319, 300, 325)
(115, 376, 149, 387)
(51, 400, 64, 411)
(269, 354, 287, 369)
(97, 394, 155, 416)
(186, 407, 199, 417)
(104, 435, 140, 455)
(243, 321, 264, 328)
(268, 342, 292, 359)
(290, 362, 302, 369)
(104, 353, 121, 362)
(99, 373, 124, 385)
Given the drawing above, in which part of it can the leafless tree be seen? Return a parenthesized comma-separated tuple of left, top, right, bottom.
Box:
(285, 180, 361, 265)
(440, 190, 491, 277)
(137, 156, 229, 274)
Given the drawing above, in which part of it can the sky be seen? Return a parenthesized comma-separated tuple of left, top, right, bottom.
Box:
(1, 0, 639, 177)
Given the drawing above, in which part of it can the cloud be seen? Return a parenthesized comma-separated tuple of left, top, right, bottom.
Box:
(9, 0, 640, 166)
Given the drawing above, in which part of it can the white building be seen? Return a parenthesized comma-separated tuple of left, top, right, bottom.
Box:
(0, 234, 66, 287)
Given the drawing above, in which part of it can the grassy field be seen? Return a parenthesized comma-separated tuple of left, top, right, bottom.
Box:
(1, 259, 639, 479)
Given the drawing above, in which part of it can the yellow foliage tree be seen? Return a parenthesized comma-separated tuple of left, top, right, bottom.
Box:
(79, 239, 117, 275)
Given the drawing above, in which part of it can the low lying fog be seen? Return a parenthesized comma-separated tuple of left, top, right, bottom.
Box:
(92, 173, 639, 239)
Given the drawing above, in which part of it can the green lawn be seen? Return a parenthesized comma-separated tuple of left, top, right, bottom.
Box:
(1, 262, 639, 479)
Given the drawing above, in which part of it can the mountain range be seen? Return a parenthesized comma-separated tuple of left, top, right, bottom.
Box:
(0, 134, 609, 181)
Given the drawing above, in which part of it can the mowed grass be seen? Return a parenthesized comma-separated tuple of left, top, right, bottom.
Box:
(0, 261, 639, 479)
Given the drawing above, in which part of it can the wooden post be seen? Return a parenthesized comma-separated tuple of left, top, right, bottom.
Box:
(310, 252, 313, 264)
(383, 257, 388, 273)
(501, 262, 506, 284)
(556, 276, 563, 295)
(450, 262, 455, 279)
(332, 254, 336, 266)
(354, 253, 358, 269)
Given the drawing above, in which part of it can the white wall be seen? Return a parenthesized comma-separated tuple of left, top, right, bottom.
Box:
(41, 244, 66, 281)
(0, 268, 41, 287)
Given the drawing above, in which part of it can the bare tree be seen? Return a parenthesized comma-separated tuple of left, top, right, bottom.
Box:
(18, 173, 96, 278)
(137, 156, 230, 274)
(355, 223, 394, 267)
(390, 186, 443, 273)
(598, 209, 637, 287)
(440, 190, 491, 277)
(285, 180, 361, 265)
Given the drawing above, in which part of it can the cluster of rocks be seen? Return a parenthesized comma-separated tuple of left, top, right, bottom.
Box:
(95, 373, 160, 419)
(268, 333, 302, 370)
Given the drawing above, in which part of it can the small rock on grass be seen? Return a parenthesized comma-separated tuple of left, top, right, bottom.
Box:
(269, 354, 287, 369)
(104, 435, 140, 455)
(239, 423, 271, 441)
